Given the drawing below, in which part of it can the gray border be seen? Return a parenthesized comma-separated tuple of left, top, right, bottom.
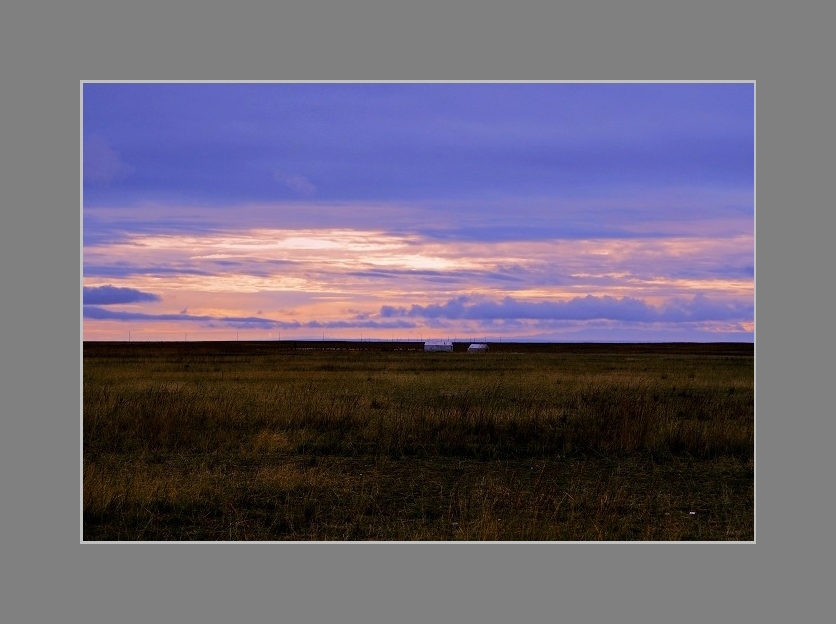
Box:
(5, 0, 830, 622)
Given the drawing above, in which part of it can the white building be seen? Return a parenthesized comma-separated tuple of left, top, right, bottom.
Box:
(467, 343, 488, 353)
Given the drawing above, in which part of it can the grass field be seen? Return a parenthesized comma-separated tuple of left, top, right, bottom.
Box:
(83, 341, 754, 541)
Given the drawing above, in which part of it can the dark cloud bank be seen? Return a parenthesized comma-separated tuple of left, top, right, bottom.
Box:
(83, 285, 161, 305)
(381, 294, 752, 323)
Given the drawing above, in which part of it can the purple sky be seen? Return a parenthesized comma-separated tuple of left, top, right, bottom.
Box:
(82, 82, 754, 342)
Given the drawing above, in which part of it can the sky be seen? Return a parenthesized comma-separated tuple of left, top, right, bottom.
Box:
(82, 82, 754, 342)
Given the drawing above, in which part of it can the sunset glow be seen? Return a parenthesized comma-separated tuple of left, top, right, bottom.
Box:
(83, 82, 754, 342)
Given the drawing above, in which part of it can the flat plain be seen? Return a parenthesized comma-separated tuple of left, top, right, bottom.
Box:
(83, 341, 754, 541)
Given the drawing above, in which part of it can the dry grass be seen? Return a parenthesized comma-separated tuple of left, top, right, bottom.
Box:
(83, 342, 753, 540)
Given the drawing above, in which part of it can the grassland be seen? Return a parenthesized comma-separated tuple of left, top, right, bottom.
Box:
(83, 342, 754, 541)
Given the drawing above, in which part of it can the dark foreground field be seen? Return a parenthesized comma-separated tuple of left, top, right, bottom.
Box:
(83, 342, 754, 541)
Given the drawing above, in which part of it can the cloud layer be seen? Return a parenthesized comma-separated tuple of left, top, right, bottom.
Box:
(83, 285, 161, 305)
(380, 294, 752, 324)
(82, 83, 754, 341)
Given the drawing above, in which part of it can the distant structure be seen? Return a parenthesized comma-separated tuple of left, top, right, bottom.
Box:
(424, 342, 453, 352)
(467, 343, 488, 353)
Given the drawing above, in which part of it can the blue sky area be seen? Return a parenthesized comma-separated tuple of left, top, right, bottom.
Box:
(83, 82, 754, 342)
